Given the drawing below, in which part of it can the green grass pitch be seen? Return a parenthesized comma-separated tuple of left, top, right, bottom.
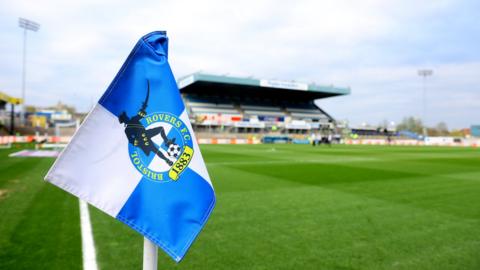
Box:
(0, 144, 479, 269)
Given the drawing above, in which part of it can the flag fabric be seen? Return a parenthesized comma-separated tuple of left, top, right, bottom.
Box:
(45, 31, 215, 262)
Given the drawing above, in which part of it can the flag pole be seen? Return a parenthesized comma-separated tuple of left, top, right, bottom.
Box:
(143, 237, 158, 270)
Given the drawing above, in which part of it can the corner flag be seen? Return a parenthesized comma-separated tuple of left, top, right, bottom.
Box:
(45, 31, 215, 262)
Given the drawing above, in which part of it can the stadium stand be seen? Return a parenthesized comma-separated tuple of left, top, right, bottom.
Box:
(471, 125, 480, 137)
(177, 72, 350, 139)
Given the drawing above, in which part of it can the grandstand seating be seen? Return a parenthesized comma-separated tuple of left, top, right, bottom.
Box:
(240, 105, 285, 118)
(186, 100, 241, 115)
(244, 110, 285, 117)
(191, 107, 239, 114)
(183, 93, 332, 135)
(241, 105, 282, 111)
(178, 73, 349, 136)
(290, 112, 327, 120)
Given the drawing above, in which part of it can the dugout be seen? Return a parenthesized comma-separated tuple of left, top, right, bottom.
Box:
(177, 72, 350, 135)
(0, 92, 23, 135)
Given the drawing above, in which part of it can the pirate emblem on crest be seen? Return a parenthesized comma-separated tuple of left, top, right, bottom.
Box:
(119, 80, 194, 182)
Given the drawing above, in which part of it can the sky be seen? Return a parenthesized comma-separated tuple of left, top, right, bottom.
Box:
(0, 0, 479, 129)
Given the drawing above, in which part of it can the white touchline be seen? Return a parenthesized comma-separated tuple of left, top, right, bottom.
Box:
(79, 199, 99, 270)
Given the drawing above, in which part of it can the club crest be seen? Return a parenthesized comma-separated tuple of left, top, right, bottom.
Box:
(119, 81, 194, 182)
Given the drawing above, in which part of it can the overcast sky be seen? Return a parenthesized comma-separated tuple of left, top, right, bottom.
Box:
(1, 0, 479, 129)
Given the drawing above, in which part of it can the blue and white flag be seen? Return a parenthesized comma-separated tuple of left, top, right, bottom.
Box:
(45, 31, 215, 262)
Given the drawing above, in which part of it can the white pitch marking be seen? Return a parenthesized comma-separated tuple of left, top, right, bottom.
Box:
(79, 199, 99, 270)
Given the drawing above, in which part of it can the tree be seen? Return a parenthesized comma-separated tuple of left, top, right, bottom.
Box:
(396, 116, 424, 134)
(24, 105, 37, 113)
(449, 129, 465, 137)
(435, 122, 449, 136)
(378, 119, 389, 129)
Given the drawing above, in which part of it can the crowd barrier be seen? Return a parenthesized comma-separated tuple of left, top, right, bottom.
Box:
(0, 136, 262, 145)
(0, 136, 71, 144)
(1, 136, 478, 147)
(344, 139, 479, 147)
(197, 138, 261, 144)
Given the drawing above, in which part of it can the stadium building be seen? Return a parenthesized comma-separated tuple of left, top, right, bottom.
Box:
(471, 125, 480, 137)
(177, 73, 350, 139)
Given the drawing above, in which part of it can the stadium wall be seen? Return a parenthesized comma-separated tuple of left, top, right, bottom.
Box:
(2, 136, 479, 147)
(344, 138, 480, 147)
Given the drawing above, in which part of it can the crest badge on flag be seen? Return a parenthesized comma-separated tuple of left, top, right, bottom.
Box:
(45, 31, 215, 262)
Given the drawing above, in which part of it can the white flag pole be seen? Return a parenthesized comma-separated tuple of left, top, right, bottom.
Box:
(143, 237, 158, 270)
